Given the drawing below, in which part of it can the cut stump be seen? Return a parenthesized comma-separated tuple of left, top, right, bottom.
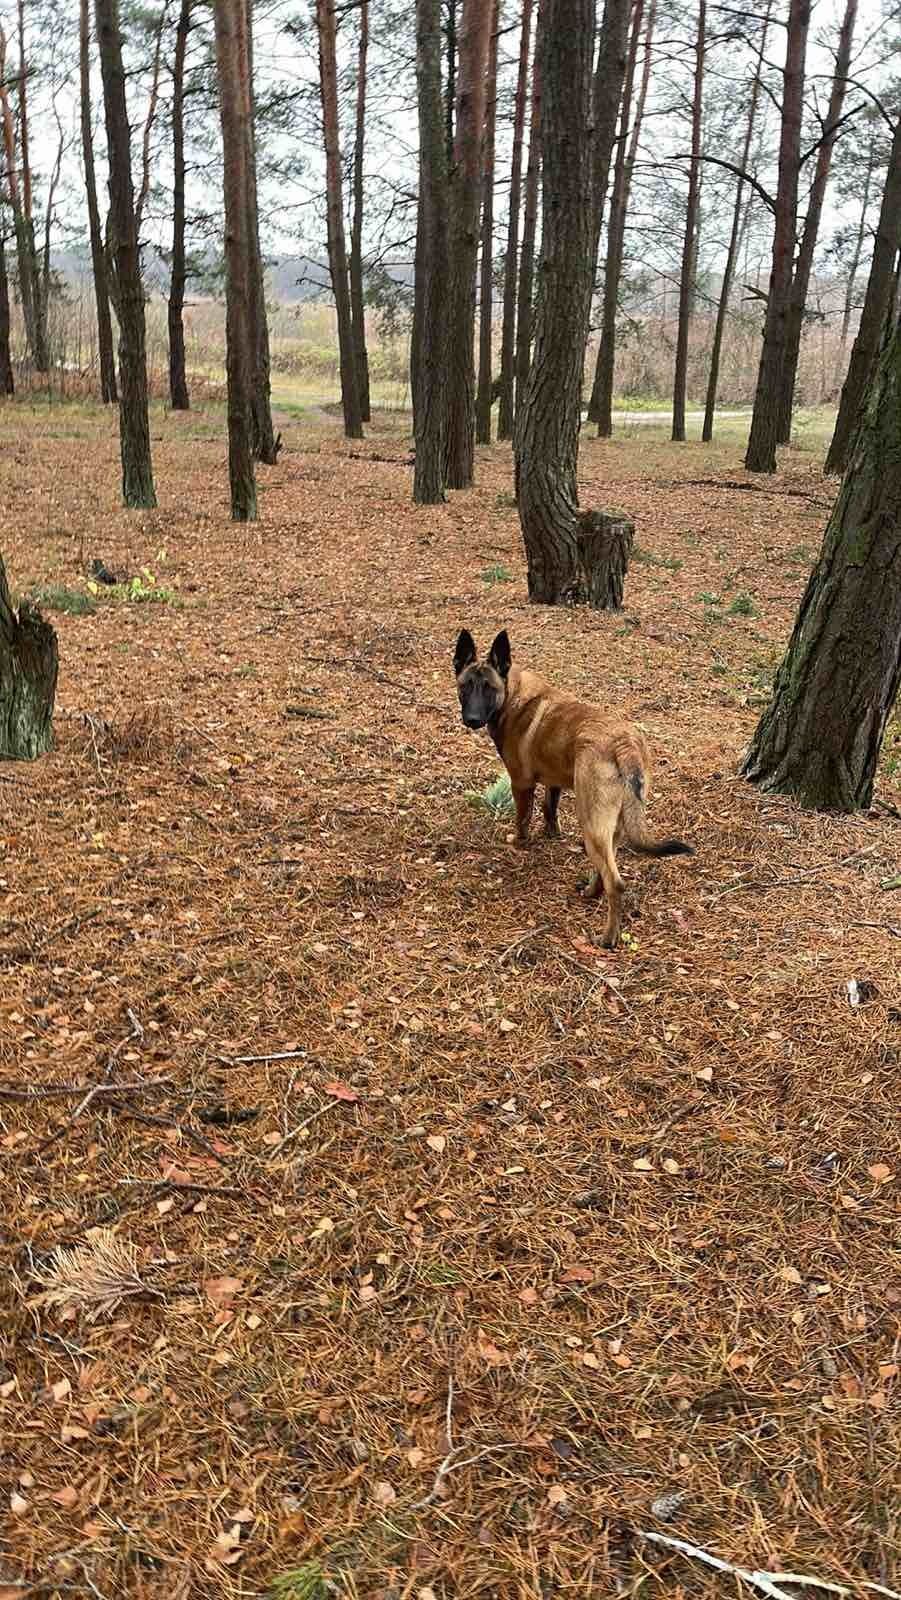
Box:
(576, 510, 634, 610)
(0, 556, 59, 760)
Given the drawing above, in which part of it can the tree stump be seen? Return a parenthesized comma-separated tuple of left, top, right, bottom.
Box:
(0, 556, 59, 760)
(576, 510, 635, 609)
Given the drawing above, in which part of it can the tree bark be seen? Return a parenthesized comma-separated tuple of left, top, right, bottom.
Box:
(0, 554, 58, 761)
(587, 0, 653, 433)
(95, 0, 157, 509)
(80, 0, 117, 403)
(589, 0, 631, 280)
(412, 0, 450, 504)
(513, 0, 543, 426)
(444, 0, 492, 488)
(15, 0, 49, 371)
(0, 26, 45, 372)
(497, 0, 533, 442)
(445, 0, 456, 170)
(0, 236, 14, 395)
(743, 315, 901, 811)
(744, 0, 810, 473)
(316, 0, 363, 440)
(475, 0, 500, 446)
(825, 111, 901, 476)
(349, 0, 371, 423)
(702, 2, 769, 441)
(244, 0, 279, 462)
(213, 0, 257, 520)
(776, 0, 857, 442)
(517, 0, 630, 609)
(168, 0, 191, 411)
(671, 0, 705, 442)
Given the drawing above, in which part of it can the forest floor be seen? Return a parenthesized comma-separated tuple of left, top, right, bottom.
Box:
(0, 398, 899, 1600)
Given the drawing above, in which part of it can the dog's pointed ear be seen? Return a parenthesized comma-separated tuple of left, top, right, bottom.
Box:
(488, 629, 511, 679)
(454, 628, 477, 676)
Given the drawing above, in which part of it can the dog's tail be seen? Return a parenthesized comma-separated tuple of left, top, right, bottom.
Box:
(618, 761, 694, 858)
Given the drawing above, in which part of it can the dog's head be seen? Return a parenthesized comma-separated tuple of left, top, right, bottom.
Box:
(453, 629, 511, 730)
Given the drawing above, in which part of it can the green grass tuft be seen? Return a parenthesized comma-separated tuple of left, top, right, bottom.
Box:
(268, 1563, 332, 1600)
(481, 561, 514, 585)
(29, 584, 96, 616)
(465, 772, 514, 817)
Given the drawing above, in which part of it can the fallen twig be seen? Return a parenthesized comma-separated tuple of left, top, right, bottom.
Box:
(410, 1375, 519, 1510)
(847, 921, 901, 938)
(498, 924, 551, 965)
(216, 1049, 309, 1066)
(267, 1100, 335, 1158)
(116, 1178, 243, 1198)
(634, 1532, 892, 1600)
(0, 1078, 171, 1102)
(119, 1107, 232, 1168)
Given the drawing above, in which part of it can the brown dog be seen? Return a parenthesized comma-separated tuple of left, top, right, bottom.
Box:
(454, 628, 693, 947)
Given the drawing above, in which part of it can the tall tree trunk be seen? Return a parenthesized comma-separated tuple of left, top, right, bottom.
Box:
(0, 236, 13, 395)
(412, 0, 450, 503)
(445, 0, 456, 169)
(825, 112, 901, 476)
(744, 0, 810, 473)
(244, 0, 279, 462)
(589, 0, 631, 276)
(213, 0, 257, 519)
(0, 29, 38, 370)
(512, 0, 543, 425)
(587, 0, 653, 433)
(349, 0, 370, 423)
(316, 0, 363, 439)
(517, 0, 630, 608)
(743, 315, 901, 811)
(0, 553, 58, 761)
(776, 0, 857, 442)
(168, 0, 191, 410)
(444, 0, 492, 488)
(702, 2, 769, 441)
(671, 0, 705, 441)
(79, 0, 117, 404)
(15, 0, 48, 371)
(497, 0, 533, 441)
(95, 0, 157, 509)
(838, 137, 874, 359)
(475, 0, 500, 446)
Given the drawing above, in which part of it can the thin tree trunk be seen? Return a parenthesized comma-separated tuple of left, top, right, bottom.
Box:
(0, 236, 13, 395)
(444, 0, 492, 488)
(0, 28, 38, 370)
(513, 0, 543, 426)
(517, 0, 631, 608)
(475, 0, 500, 446)
(0, 554, 58, 761)
(702, 2, 769, 441)
(412, 0, 450, 503)
(744, 0, 810, 473)
(80, 0, 117, 403)
(316, 0, 363, 439)
(95, 0, 157, 509)
(135, 1, 166, 240)
(244, 0, 279, 462)
(743, 316, 901, 810)
(838, 138, 874, 358)
(776, 0, 857, 442)
(445, 0, 456, 170)
(16, 0, 48, 371)
(671, 0, 705, 441)
(587, 0, 653, 433)
(168, 0, 191, 410)
(349, 0, 370, 423)
(825, 112, 901, 475)
(589, 0, 631, 278)
(213, 0, 257, 519)
(497, 0, 533, 441)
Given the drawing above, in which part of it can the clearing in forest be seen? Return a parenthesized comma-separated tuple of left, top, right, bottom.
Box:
(0, 402, 898, 1598)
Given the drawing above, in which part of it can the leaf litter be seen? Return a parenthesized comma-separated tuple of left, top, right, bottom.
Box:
(0, 405, 899, 1596)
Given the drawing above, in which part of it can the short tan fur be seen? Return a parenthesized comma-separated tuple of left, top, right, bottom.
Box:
(454, 628, 693, 947)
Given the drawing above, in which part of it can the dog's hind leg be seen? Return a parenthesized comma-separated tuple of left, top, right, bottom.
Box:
(543, 787, 562, 838)
(575, 755, 625, 947)
(582, 825, 624, 947)
(513, 785, 536, 847)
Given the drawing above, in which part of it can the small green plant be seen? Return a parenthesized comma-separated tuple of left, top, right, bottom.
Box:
(710, 662, 728, 677)
(494, 490, 517, 509)
(268, 1562, 332, 1600)
(29, 584, 96, 616)
(481, 561, 513, 585)
(728, 591, 756, 618)
(87, 567, 176, 604)
(465, 772, 514, 817)
(785, 543, 814, 565)
(633, 546, 682, 572)
(236, 662, 259, 679)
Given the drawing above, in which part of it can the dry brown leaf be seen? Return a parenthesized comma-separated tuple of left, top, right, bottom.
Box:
(324, 1080, 359, 1103)
(51, 1484, 80, 1508)
(372, 1480, 397, 1507)
(204, 1276, 243, 1306)
(426, 1133, 446, 1153)
(867, 1163, 893, 1182)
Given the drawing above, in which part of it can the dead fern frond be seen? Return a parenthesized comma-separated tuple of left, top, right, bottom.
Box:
(31, 1229, 155, 1322)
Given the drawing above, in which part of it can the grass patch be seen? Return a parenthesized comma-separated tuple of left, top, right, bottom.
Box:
(480, 562, 513, 585)
(465, 772, 514, 817)
(633, 546, 682, 572)
(29, 584, 96, 616)
(728, 591, 757, 617)
(268, 1562, 333, 1600)
(786, 543, 815, 565)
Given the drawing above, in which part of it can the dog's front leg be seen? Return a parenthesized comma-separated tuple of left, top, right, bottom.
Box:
(513, 785, 535, 848)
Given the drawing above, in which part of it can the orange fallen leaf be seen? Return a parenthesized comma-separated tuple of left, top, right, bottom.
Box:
(868, 1163, 893, 1183)
(324, 1081, 359, 1103)
(426, 1133, 446, 1153)
(51, 1485, 80, 1509)
(205, 1276, 243, 1306)
(372, 1480, 396, 1507)
(779, 1266, 802, 1285)
(560, 1265, 594, 1284)
(51, 1377, 72, 1404)
(519, 1286, 539, 1306)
